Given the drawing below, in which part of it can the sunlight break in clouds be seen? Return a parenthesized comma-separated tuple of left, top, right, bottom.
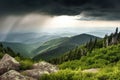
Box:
(42, 15, 79, 29)
(41, 15, 120, 32)
(0, 14, 120, 34)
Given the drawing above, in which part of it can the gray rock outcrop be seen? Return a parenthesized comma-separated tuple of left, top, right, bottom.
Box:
(32, 61, 59, 73)
(0, 54, 20, 75)
(22, 69, 49, 79)
(0, 54, 59, 80)
(22, 61, 59, 79)
(0, 70, 36, 80)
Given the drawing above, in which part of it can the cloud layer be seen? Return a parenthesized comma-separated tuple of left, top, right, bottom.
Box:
(0, 0, 120, 20)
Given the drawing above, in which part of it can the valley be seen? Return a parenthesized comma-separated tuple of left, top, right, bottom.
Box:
(0, 28, 120, 80)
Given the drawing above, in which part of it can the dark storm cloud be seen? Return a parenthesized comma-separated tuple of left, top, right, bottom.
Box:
(79, 10, 120, 20)
(0, 0, 120, 20)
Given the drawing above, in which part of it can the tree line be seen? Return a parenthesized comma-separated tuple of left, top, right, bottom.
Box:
(49, 27, 120, 64)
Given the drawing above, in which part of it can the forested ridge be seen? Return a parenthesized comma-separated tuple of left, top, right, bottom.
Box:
(40, 27, 120, 80)
(49, 27, 120, 64)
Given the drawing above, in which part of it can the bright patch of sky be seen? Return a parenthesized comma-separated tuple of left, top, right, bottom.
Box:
(0, 14, 120, 36)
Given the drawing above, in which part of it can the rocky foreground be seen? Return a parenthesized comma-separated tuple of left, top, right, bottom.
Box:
(0, 54, 59, 80)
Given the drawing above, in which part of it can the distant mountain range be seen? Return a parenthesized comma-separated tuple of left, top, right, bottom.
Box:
(0, 32, 101, 59)
(33, 34, 101, 60)
(0, 32, 62, 44)
(0, 29, 113, 43)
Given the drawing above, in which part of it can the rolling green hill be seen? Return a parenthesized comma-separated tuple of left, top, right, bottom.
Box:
(1, 42, 35, 58)
(32, 37, 69, 54)
(33, 33, 101, 60)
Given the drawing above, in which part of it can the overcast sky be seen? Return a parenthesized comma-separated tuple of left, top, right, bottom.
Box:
(0, 0, 120, 34)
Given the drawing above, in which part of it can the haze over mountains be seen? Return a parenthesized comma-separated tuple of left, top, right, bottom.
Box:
(0, 26, 118, 42)
(0, 27, 118, 58)
(0, 32, 100, 59)
(33, 33, 101, 60)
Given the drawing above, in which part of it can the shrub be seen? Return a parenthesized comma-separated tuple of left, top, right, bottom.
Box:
(0, 52, 4, 59)
(20, 59, 34, 70)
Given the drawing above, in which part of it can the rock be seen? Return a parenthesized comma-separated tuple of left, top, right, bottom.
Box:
(32, 61, 59, 73)
(22, 69, 49, 79)
(0, 70, 36, 80)
(22, 61, 59, 79)
(82, 68, 99, 73)
(0, 54, 20, 75)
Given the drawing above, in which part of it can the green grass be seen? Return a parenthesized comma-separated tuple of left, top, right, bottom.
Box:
(40, 44, 120, 80)
(59, 44, 120, 70)
(40, 65, 120, 80)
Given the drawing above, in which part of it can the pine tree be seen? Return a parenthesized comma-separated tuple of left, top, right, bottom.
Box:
(104, 34, 108, 47)
(115, 27, 118, 35)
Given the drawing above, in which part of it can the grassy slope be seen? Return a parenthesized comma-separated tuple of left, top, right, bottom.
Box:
(40, 44, 120, 80)
(59, 44, 120, 70)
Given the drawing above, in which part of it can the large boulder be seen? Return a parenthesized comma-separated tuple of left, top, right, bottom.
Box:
(22, 61, 59, 79)
(32, 61, 59, 73)
(0, 54, 20, 75)
(22, 69, 49, 79)
(0, 70, 36, 80)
